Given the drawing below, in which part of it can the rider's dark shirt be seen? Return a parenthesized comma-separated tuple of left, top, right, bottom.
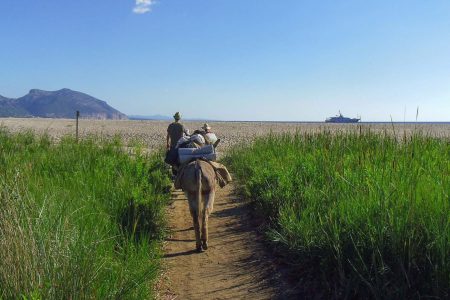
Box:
(167, 122, 186, 148)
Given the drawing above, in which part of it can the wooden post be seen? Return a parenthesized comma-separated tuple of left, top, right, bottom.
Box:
(76, 110, 80, 141)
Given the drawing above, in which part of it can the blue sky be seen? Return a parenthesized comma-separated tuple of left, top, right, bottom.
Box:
(1, 0, 449, 121)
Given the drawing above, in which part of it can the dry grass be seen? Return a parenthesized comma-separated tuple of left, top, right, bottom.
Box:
(1, 118, 449, 155)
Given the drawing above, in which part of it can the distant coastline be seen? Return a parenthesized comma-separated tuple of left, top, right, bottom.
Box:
(185, 120, 450, 124)
(1, 116, 449, 124)
(126, 115, 450, 124)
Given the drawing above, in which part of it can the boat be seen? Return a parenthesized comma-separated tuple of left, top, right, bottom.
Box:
(325, 111, 360, 123)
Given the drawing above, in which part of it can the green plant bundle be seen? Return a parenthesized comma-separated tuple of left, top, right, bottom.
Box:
(0, 128, 171, 299)
(225, 130, 449, 299)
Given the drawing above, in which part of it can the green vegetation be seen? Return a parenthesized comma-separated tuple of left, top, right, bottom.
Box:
(0, 128, 171, 299)
(225, 130, 449, 298)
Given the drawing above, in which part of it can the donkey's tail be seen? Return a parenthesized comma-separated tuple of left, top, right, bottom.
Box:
(196, 160, 202, 216)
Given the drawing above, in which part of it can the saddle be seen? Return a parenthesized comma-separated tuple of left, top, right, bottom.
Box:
(174, 158, 232, 190)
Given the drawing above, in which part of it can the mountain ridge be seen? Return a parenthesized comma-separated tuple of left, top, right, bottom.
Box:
(0, 88, 127, 119)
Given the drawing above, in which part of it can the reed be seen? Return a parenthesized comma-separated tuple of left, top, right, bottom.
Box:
(225, 129, 449, 298)
(0, 128, 171, 299)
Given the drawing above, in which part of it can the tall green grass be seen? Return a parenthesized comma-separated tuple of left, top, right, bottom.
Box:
(0, 128, 171, 299)
(225, 130, 449, 298)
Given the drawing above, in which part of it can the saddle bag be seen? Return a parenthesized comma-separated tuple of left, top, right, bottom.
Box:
(178, 145, 216, 164)
(164, 147, 179, 165)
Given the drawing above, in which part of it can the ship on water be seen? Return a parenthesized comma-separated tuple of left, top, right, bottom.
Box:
(325, 111, 360, 123)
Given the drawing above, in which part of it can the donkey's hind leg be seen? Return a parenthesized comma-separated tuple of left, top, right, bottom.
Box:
(201, 190, 215, 250)
(187, 192, 202, 252)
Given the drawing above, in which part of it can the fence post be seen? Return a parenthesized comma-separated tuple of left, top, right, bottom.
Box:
(76, 110, 80, 141)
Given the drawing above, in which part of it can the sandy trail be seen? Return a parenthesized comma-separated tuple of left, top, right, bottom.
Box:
(158, 183, 290, 300)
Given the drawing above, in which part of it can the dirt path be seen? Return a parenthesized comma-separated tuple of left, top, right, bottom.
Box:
(157, 183, 291, 300)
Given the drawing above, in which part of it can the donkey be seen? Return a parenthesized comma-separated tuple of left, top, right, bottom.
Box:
(179, 159, 216, 252)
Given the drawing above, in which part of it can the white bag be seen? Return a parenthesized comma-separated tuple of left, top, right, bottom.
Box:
(176, 136, 191, 148)
(190, 134, 205, 145)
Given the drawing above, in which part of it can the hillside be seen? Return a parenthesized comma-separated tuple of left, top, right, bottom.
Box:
(0, 89, 127, 119)
(0, 95, 30, 117)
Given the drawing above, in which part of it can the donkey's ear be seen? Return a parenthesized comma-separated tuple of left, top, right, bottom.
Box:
(213, 139, 221, 149)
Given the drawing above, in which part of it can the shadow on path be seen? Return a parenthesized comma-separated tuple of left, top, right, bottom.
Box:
(160, 184, 298, 299)
(163, 249, 199, 258)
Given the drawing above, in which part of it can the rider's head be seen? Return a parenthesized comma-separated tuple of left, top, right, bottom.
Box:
(202, 123, 211, 132)
(173, 112, 181, 121)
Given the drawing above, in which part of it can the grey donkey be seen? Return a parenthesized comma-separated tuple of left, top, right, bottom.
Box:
(180, 159, 216, 252)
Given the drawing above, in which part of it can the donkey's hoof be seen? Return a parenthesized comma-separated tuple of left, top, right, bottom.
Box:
(202, 241, 208, 250)
(196, 246, 203, 253)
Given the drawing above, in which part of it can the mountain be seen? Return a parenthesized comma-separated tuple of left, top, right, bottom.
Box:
(0, 88, 127, 119)
(0, 95, 31, 117)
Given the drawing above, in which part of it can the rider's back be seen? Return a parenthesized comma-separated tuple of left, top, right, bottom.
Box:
(167, 122, 185, 148)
